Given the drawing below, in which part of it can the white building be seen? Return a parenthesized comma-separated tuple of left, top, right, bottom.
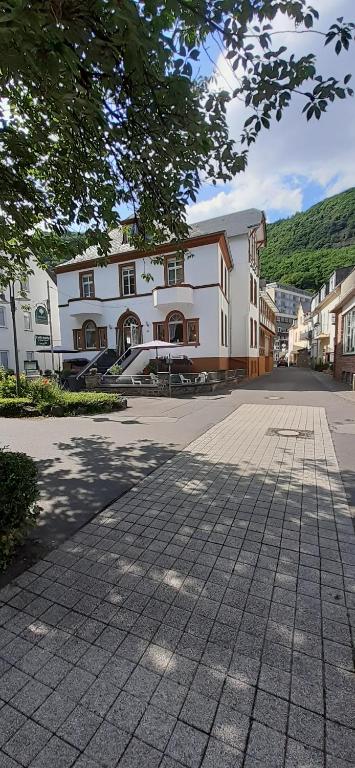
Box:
(310, 267, 354, 366)
(56, 209, 266, 377)
(265, 283, 312, 361)
(0, 259, 61, 373)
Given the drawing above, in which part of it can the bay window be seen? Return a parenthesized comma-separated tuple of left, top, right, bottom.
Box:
(343, 308, 355, 353)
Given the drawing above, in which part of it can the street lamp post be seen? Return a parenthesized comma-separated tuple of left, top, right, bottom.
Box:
(9, 281, 21, 395)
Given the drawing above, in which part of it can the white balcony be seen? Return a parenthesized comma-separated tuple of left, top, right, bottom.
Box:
(153, 285, 194, 309)
(68, 299, 104, 319)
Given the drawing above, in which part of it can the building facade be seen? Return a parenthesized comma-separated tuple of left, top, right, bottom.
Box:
(259, 291, 277, 374)
(56, 209, 266, 377)
(264, 283, 312, 361)
(310, 267, 354, 366)
(0, 260, 61, 373)
(334, 267, 355, 386)
(288, 303, 311, 366)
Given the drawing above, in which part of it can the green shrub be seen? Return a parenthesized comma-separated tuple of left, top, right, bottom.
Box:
(108, 364, 122, 375)
(56, 391, 124, 414)
(0, 373, 30, 398)
(0, 397, 33, 416)
(0, 450, 40, 570)
(28, 377, 62, 404)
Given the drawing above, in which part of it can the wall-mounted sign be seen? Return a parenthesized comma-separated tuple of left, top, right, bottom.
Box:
(35, 305, 48, 325)
(35, 334, 51, 347)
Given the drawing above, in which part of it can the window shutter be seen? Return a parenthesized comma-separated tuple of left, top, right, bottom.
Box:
(98, 327, 107, 348)
(73, 329, 83, 350)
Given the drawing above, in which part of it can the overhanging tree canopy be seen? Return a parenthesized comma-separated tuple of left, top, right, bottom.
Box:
(0, 0, 354, 282)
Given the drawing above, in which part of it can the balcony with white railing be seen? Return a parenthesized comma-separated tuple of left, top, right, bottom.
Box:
(260, 313, 275, 334)
(153, 285, 194, 308)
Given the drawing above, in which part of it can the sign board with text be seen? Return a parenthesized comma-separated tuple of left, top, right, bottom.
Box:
(35, 334, 51, 347)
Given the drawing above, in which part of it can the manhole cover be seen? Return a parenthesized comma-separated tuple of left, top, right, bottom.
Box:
(267, 428, 314, 439)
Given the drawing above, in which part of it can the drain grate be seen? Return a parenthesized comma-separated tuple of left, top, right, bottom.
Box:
(267, 427, 314, 439)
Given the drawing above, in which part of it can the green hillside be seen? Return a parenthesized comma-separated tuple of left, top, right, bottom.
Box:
(260, 188, 355, 290)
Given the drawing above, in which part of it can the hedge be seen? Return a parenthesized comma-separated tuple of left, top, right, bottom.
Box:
(0, 450, 40, 570)
(0, 397, 34, 417)
(0, 391, 126, 417)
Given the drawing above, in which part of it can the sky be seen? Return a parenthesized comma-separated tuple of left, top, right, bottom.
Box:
(187, 0, 355, 225)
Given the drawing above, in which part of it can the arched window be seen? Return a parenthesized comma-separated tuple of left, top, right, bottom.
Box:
(168, 312, 184, 343)
(83, 320, 97, 350)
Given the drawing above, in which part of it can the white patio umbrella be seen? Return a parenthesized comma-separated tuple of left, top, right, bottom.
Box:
(131, 339, 181, 359)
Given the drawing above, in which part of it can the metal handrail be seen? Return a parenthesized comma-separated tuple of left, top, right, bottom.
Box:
(76, 347, 109, 379)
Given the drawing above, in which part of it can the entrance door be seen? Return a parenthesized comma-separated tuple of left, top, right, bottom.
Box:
(123, 316, 141, 352)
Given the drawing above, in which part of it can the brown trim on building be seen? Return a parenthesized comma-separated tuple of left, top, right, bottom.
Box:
(73, 320, 107, 351)
(56, 231, 233, 274)
(119, 262, 137, 297)
(58, 282, 226, 308)
(79, 270, 95, 298)
(218, 237, 233, 270)
(153, 311, 200, 346)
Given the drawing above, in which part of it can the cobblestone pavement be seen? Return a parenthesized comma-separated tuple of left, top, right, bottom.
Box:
(0, 403, 354, 767)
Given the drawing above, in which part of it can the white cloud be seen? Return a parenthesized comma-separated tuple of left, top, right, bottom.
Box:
(188, 0, 355, 221)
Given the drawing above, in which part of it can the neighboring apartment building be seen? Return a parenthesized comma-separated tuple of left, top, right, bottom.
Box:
(0, 259, 61, 373)
(265, 282, 312, 361)
(310, 267, 354, 366)
(259, 291, 277, 374)
(56, 209, 266, 377)
(333, 267, 355, 386)
(288, 303, 311, 366)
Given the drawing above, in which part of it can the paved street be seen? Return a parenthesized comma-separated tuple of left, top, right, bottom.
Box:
(0, 390, 354, 766)
(0, 368, 354, 577)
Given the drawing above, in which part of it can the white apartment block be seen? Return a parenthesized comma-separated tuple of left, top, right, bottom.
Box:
(56, 209, 266, 377)
(0, 259, 61, 373)
(265, 283, 312, 361)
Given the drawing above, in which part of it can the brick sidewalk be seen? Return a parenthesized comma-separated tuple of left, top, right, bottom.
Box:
(0, 404, 354, 767)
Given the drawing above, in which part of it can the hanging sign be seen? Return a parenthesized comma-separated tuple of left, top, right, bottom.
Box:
(35, 305, 49, 325)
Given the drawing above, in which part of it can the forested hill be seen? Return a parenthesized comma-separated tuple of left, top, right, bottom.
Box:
(260, 188, 355, 291)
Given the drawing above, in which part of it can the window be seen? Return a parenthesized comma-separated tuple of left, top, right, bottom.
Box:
(168, 312, 184, 343)
(250, 275, 253, 303)
(187, 319, 199, 344)
(26, 351, 35, 361)
(122, 221, 139, 244)
(166, 255, 184, 286)
(221, 310, 224, 346)
(224, 313, 228, 347)
(254, 320, 257, 348)
(120, 264, 136, 296)
(83, 320, 97, 349)
(154, 314, 199, 345)
(156, 323, 165, 341)
(343, 309, 355, 354)
(23, 311, 32, 331)
(0, 351, 9, 368)
(253, 279, 257, 306)
(250, 318, 253, 348)
(220, 256, 224, 291)
(80, 271, 95, 298)
(0, 306, 6, 327)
